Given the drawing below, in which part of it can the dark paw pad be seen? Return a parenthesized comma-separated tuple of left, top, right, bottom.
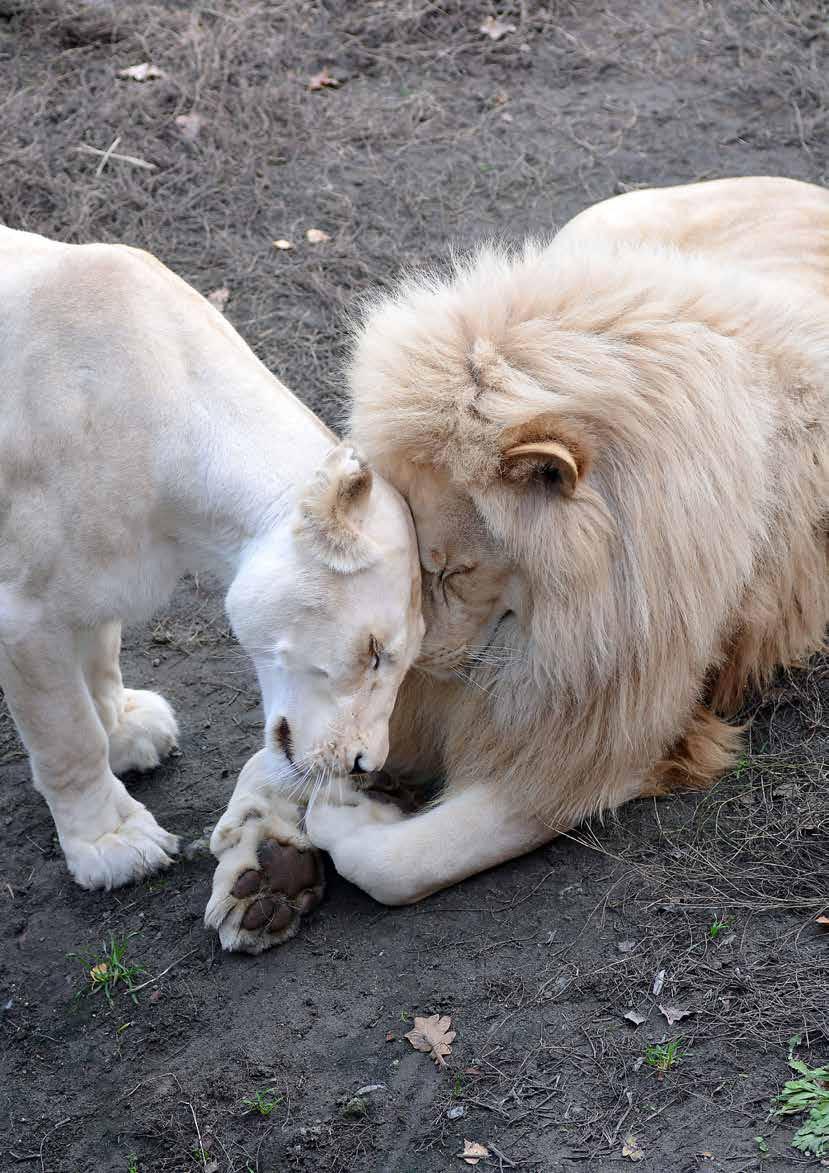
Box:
(231, 841, 324, 940)
(240, 898, 294, 933)
(258, 840, 321, 895)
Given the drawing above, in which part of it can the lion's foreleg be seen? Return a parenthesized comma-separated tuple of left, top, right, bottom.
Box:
(305, 779, 553, 905)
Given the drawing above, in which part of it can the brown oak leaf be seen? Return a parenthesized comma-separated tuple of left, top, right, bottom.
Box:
(404, 1013, 455, 1068)
(117, 62, 165, 82)
(458, 1139, 489, 1165)
(309, 66, 340, 91)
(622, 1134, 645, 1161)
(659, 1004, 691, 1026)
(206, 287, 229, 312)
(175, 112, 203, 141)
(480, 16, 516, 41)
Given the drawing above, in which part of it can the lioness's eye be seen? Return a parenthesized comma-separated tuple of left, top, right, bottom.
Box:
(369, 635, 381, 670)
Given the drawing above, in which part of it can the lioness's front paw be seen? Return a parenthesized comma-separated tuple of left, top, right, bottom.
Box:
(206, 838, 324, 954)
(63, 803, 179, 890)
(109, 689, 179, 776)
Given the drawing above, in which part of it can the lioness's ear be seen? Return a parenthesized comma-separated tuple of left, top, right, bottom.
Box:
(501, 438, 580, 496)
(297, 443, 377, 572)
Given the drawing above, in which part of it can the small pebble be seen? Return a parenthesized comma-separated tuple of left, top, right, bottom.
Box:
(341, 1096, 368, 1119)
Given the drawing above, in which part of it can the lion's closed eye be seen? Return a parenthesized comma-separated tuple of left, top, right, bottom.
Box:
(439, 564, 477, 601)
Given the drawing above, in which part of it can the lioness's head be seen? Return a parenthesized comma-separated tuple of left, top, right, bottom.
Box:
(227, 443, 423, 777)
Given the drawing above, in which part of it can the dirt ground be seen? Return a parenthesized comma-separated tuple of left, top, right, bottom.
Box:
(1, 2, 827, 1170)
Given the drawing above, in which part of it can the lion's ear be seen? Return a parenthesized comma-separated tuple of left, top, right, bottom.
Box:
(501, 438, 580, 497)
(297, 443, 377, 572)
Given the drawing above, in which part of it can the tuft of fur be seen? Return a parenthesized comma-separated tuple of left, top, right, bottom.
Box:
(351, 177, 829, 831)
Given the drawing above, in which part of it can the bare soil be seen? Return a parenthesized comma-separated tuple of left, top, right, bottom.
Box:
(0, 3, 827, 1171)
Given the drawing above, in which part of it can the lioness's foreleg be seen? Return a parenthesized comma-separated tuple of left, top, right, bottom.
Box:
(79, 621, 179, 776)
(0, 626, 179, 889)
(305, 780, 553, 905)
(205, 749, 324, 953)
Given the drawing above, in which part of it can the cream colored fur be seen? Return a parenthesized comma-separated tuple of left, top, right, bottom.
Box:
(306, 177, 829, 905)
(0, 227, 422, 896)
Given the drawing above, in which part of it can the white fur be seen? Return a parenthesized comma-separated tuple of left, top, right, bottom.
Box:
(336, 176, 829, 905)
(205, 750, 312, 952)
(0, 227, 421, 892)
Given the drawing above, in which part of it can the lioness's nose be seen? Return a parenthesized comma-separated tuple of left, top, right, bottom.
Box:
(350, 754, 366, 775)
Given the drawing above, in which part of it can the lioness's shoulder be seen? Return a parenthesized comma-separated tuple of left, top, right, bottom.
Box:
(0, 224, 174, 295)
(0, 228, 198, 338)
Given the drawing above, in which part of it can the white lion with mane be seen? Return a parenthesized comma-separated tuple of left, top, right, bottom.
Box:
(305, 176, 829, 905)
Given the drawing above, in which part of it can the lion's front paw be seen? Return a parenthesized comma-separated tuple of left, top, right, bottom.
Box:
(305, 791, 404, 853)
(108, 689, 179, 776)
(206, 838, 324, 954)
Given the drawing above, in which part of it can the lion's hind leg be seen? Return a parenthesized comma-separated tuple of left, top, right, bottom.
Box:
(642, 703, 744, 798)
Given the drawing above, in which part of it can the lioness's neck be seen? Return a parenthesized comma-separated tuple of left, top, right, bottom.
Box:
(163, 357, 336, 583)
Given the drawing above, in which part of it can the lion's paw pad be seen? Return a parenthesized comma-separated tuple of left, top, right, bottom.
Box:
(206, 840, 324, 954)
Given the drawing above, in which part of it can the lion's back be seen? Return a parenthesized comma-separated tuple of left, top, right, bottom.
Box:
(557, 176, 829, 301)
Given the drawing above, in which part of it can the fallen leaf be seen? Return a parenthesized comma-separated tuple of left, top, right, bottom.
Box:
(622, 1134, 645, 1161)
(385, 1031, 396, 1042)
(206, 287, 230, 312)
(817, 915, 829, 926)
(272, 239, 294, 251)
(458, 1139, 489, 1165)
(446, 1104, 466, 1120)
(480, 16, 516, 41)
(774, 781, 799, 798)
(623, 1009, 647, 1026)
(404, 1013, 456, 1068)
(90, 963, 108, 979)
(305, 227, 331, 244)
(309, 66, 340, 90)
(117, 62, 165, 82)
(617, 940, 637, 954)
(659, 1004, 691, 1026)
(175, 112, 203, 141)
(652, 968, 666, 996)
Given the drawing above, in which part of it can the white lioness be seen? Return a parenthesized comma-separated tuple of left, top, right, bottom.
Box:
(305, 176, 829, 905)
(0, 227, 422, 949)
